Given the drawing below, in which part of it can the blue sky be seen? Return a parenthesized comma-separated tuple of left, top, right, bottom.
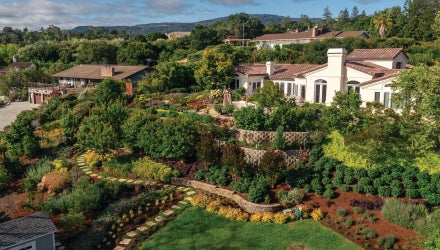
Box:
(0, 0, 405, 30)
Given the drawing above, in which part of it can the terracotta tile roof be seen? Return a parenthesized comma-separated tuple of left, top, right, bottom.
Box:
(0, 212, 57, 248)
(347, 48, 405, 61)
(254, 30, 369, 41)
(235, 64, 267, 75)
(11, 62, 34, 69)
(346, 61, 390, 76)
(359, 69, 402, 86)
(235, 63, 323, 79)
(52, 64, 148, 81)
(0, 68, 11, 74)
(269, 64, 325, 79)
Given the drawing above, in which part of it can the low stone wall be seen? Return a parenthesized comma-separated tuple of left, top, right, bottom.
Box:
(242, 148, 300, 166)
(171, 178, 282, 213)
(236, 129, 310, 146)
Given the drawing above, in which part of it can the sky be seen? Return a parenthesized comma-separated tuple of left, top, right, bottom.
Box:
(0, 0, 406, 31)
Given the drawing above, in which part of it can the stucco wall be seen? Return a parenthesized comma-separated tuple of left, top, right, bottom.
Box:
(171, 178, 282, 213)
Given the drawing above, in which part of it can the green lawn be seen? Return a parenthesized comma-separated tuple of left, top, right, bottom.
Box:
(140, 207, 361, 250)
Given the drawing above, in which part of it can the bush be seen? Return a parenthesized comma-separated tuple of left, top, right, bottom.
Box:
(337, 207, 347, 218)
(384, 235, 396, 249)
(0, 165, 10, 192)
(323, 188, 335, 199)
(311, 208, 324, 221)
(60, 212, 86, 234)
(229, 177, 252, 193)
(214, 104, 223, 114)
(280, 188, 304, 207)
(353, 207, 363, 214)
(426, 194, 440, 206)
(381, 198, 428, 230)
(21, 157, 52, 192)
(378, 186, 391, 197)
(224, 104, 234, 114)
(204, 165, 230, 186)
(248, 178, 270, 203)
(131, 156, 179, 183)
(405, 188, 420, 199)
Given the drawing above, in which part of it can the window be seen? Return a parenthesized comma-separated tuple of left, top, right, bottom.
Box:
(347, 80, 360, 94)
(229, 78, 239, 90)
(252, 82, 261, 94)
(287, 83, 292, 96)
(383, 92, 391, 108)
(314, 80, 327, 103)
(374, 92, 380, 102)
(279, 82, 285, 94)
(396, 62, 402, 69)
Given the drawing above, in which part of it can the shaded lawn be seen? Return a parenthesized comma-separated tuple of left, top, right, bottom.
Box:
(140, 207, 361, 250)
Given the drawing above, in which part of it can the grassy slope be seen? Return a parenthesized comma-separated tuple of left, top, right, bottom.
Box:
(140, 207, 361, 250)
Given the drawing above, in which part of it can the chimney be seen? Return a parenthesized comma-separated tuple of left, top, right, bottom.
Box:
(295, 29, 299, 33)
(101, 66, 114, 77)
(327, 48, 347, 89)
(266, 61, 275, 75)
(12, 56, 16, 63)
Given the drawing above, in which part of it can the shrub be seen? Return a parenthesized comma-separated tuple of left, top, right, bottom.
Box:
(214, 104, 223, 114)
(206, 200, 222, 213)
(339, 184, 351, 192)
(131, 156, 179, 183)
(229, 176, 252, 193)
(249, 213, 263, 222)
(426, 194, 440, 206)
(280, 188, 304, 207)
(384, 235, 396, 249)
(381, 198, 428, 230)
(190, 194, 211, 208)
(205, 165, 230, 186)
(196, 132, 218, 168)
(84, 151, 101, 168)
(337, 207, 347, 218)
(248, 178, 270, 203)
(311, 178, 324, 194)
(273, 212, 289, 224)
(224, 104, 234, 114)
(60, 212, 86, 234)
(259, 150, 286, 188)
(21, 157, 52, 192)
(0, 165, 10, 192)
(378, 186, 391, 197)
(405, 189, 420, 199)
(323, 189, 335, 199)
(353, 207, 363, 214)
(311, 208, 324, 221)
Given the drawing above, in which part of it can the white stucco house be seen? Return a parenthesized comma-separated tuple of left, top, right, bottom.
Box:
(233, 48, 409, 108)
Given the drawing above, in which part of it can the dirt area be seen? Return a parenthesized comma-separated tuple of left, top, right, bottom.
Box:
(0, 181, 34, 221)
(301, 190, 422, 249)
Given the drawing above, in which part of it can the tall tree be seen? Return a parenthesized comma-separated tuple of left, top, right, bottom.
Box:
(404, 0, 439, 41)
(372, 10, 392, 38)
(194, 49, 235, 90)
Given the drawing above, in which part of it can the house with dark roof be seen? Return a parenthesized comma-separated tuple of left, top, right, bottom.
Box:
(52, 64, 148, 89)
(234, 48, 409, 108)
(253, 26, 370, 50)
(0, 62, 35, 75)
(0, 212, 57, 250)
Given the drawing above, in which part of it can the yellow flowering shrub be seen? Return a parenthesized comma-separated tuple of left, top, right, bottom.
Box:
(131, 156, 179, 183)
(190, 194, 211, 208)
(52, 159, 68, 173)
(249, 213, 264, 222)
(311, 208, 324, 221)
(84, 151, 101, 168)
(272, 212, 289, 224)
(206, 200, 221, 213)
(261, 212, 274, 223)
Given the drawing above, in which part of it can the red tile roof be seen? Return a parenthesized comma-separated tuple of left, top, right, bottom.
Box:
(52, 65, 148, 81)
(347, 48, 405, 61)
(235, 63, 324, 80)
(11, 62, 34, 69)
(359, 70, 401, 86)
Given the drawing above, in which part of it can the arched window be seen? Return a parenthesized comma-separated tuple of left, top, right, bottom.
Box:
(314, 79, 327, 103)
(347, 80, 360, 94)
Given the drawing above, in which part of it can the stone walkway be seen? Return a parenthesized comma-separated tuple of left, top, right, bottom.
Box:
(74, 153, 196, 250)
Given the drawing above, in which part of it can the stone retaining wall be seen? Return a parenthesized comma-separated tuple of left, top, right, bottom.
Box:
(236, 129, 310, 145)
(171, 178, 282, 213)
(241, 148, 300, 166)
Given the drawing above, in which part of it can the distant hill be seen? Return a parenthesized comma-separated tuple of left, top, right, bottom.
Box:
(70, 14, 321, 34)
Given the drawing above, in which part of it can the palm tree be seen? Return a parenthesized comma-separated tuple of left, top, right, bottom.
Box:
(373, 11, 392, 38)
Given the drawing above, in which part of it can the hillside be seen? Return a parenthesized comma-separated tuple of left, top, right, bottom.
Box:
(70, 14, 321, 34)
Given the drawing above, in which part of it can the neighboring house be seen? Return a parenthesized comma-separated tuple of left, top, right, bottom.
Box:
(166, 31, 191, 40)
(234, 48, 409, 108)
(222, 36, 251, 46)
(28, 83, 63, 105)
(0, 62, 35, 74)
(253, 26, 370, 50)
(0, 212, 57, 250)
(52, 64, 148, 91)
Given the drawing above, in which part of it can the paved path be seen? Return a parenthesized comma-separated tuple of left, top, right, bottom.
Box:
(0, 102, 39, 131)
